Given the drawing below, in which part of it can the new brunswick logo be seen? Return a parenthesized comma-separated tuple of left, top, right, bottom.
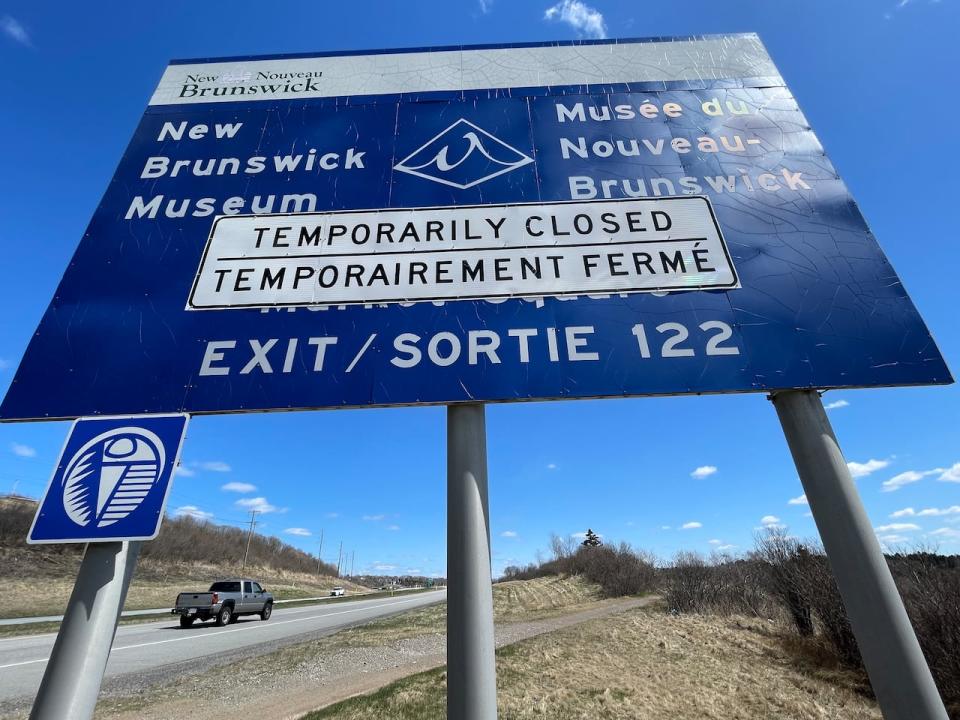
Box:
(393, 118, 534, 189)
(61, 428, 165, 529)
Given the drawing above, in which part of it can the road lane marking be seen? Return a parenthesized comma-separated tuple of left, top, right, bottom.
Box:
(0, 592, 434, 645)
(0, 592, 444, 670)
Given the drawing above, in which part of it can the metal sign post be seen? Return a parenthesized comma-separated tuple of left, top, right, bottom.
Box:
(30, 541, 141, 720)
(772, 390, 948, 720)
(447, 403, 497, 720)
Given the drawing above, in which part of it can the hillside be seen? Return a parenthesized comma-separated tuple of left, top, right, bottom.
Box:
(0, 495, 367, 618)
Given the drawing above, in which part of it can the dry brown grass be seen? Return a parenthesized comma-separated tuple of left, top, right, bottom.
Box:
(2, 551, 367, 618)
(493, 575, 602, 622)
(306, 607, 881, 720)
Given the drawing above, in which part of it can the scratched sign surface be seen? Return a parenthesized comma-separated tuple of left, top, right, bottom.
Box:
(0, 35, 951, 420)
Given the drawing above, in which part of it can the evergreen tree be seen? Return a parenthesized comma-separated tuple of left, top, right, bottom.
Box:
(582, 528, 602, 547)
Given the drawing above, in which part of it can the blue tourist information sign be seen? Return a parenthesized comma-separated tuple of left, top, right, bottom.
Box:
(0, 34, 951, 420)
(27, 415, 188, 543)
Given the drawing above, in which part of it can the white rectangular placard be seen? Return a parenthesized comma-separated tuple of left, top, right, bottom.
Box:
(187, 197, 738, 309)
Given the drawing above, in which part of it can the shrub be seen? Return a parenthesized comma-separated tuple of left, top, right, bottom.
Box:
(500, 538, 656, 598)
(663, 551, 717, 613)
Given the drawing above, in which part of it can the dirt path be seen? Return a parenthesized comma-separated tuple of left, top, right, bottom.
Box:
(103, 595, 657, 720)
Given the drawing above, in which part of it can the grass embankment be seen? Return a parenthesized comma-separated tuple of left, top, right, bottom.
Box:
(1, 549, 367, 620)
(304, 604, 879, 720)
(260, 575, 601, 670)
(0, 495, 370, 620)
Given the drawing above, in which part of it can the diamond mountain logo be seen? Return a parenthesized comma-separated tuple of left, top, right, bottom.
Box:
(393, 118, 534, 189)
(61, 428, 165, 528)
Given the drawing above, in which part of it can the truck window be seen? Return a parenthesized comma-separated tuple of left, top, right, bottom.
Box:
(243, 581, 253, 594)
(209, 581, 241, 592)
(252, 582, 263, 593)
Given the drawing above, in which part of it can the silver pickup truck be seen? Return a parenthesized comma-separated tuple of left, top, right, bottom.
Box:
(172, 579, 274, 628)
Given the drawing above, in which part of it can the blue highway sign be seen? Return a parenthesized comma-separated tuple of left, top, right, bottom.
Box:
(0, 35, 951, 420)
(27, 415, 188, 543)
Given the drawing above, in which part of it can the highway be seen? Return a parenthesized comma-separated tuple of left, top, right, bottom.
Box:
(0, 589, 446, 704)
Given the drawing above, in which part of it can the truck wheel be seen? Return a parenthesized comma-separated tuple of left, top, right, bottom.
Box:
(260, 602, 273, 621)
(179, 616, 194, 628)
(215, 606, 233, 626)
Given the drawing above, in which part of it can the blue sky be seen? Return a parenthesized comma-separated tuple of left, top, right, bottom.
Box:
(0, 0, 958, 578)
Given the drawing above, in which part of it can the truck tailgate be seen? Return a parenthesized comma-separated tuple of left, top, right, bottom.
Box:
(176, 592, 214, 608)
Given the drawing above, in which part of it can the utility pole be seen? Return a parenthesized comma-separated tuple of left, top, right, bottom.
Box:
(350, 550, 355, 577)
(336, 541, 343, 578)
(241, 510, 259, 572)
(316, 528, 324, 576)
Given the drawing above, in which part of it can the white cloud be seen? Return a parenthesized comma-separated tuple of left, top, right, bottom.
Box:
(929, 527, 960, 539)
(690, 465, 717, 479)
(1, 16, 31, 46)
(824, 399, 849, 410)
(363, 514, 385, 521)
(715, 544, 737, 552)
(875, 523, 920, 533)
(325, 512, 339, 519)
(10, 442, 36, 458)
(221, 482, 256, 494)
(197, 460, 231, 472)
(708, 539, 722, 545)
(788, 494, 808, 506)
(544, 0, 607, 39)
(371, 562, 397, 572)
(547, 463, 558, 470)
(174, 465, 196, 477)
(501, 530, 518, 538)
(681, 521, 702, 530)
(760, 515, 781, 526)
(174, 505, 213, 521)
(660, 525, 671, 530)
(891, 506, 960, 519)
(882, 468, 943, 492)
(387, 524, 400, 531)
(938, 463, 960, 483)
(478, 0, 493, 13)
(878, 533, 909, 545)
(0, 357, 10, 370)
(284, 527, 311, 536)
(847, 458, 890, 478)
(235, 497, 281, 514)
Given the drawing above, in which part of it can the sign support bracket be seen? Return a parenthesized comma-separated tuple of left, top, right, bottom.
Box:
(447, 402, 497, 720)
(772, 390, 947, 720)
(30, 541, 142, 720)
